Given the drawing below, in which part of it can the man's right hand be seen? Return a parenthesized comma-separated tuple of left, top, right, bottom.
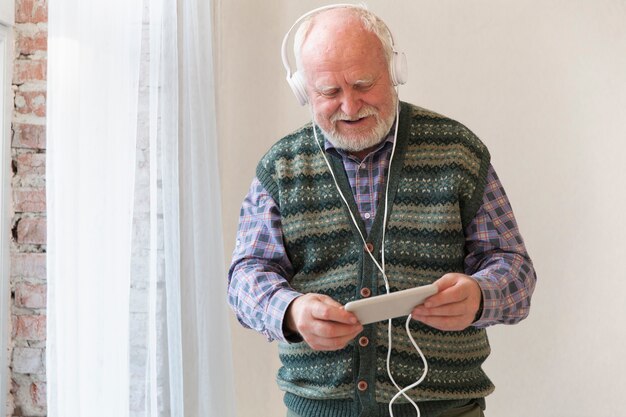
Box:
(284, 293, 363, 351)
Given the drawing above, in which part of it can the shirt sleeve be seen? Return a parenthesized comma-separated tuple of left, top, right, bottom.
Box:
(465, 164, 537, 328)
(227, 177, 302, 343)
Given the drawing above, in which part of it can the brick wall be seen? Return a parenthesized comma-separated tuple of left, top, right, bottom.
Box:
(8, 0, 48, 415)
(7, 2, 155, 415)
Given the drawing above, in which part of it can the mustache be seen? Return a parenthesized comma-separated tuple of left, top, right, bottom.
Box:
(330, 106, 378, 123)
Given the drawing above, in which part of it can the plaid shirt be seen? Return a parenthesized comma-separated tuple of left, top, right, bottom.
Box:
(228, 135, 536, 342)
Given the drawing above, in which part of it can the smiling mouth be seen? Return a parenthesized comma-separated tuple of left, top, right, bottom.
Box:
(341, 116, 369, 125)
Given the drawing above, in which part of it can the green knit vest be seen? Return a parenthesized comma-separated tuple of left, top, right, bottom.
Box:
(257, 102, 494, 417)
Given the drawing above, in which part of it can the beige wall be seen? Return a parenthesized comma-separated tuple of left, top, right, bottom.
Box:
(217, 1, 626, 416)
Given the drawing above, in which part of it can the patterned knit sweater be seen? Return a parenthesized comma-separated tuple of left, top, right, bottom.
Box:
(256, 102, 494, 417)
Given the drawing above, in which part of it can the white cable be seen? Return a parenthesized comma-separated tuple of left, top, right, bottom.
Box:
(312, 98, 427, 417)
(388, 315, 429, 417)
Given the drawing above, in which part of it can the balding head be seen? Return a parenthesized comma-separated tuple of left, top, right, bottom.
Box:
(294, 6, 394, 77)
(290, 7, 398, 155)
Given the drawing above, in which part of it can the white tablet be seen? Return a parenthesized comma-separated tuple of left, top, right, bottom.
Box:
(344, 284, 438, 325)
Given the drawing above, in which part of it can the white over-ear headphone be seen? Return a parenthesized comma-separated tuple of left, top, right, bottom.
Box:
(281, 3, 408, 106)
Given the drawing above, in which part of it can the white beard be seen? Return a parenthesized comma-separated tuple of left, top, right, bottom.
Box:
(315, 103, 396, 153)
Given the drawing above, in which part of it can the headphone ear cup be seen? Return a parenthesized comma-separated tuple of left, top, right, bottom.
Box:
(390, 50, 408, 86)
(288, 71, 309, 106)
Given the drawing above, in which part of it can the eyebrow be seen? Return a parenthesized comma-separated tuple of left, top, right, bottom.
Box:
(353, 77, 375, 86)
(315, 77, 376, 93)
(316, 85, 339, 94)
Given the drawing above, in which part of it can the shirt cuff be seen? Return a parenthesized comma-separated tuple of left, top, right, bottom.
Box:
(470, 272, 503, 328)
(268, 287, 303, 343)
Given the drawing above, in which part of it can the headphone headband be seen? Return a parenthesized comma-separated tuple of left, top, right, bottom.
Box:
(281, 4, 407, 106)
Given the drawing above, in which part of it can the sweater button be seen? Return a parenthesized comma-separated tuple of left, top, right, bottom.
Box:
(358, 336, 369, 347)
(360, 287, 371, 298)
(357, 380, 368, 391)
(364, 242, 374, 253)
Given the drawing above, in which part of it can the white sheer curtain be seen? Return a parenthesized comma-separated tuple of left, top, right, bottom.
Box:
(46, 0, 236, 415)
(178, 0, 236, 415)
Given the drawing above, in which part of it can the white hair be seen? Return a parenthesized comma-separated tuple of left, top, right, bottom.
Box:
(293, 5, 395, 76)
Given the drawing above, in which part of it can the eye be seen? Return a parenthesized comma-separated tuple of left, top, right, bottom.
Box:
(355, 82, 374, 92)
(319, 88, 339, 98)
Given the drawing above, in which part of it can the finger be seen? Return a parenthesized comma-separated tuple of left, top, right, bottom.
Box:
(307, 320, 362, 339)
(306, 334, 356, 351)
(423, 288, 465, 309)
(304, 323, 363, 351)
(412, 313, 470, 332)
(433, 273, 460, 292)
(318, 295, 344, 308)
(412, 300, 469, 318)
(311, 298, 359, 325)
(425, 274, 472, 308)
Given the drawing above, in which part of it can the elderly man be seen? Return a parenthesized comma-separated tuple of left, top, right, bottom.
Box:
(228, 5, 536, 417)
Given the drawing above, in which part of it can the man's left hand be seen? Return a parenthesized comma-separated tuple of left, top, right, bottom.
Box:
(411, 273, 482, 331)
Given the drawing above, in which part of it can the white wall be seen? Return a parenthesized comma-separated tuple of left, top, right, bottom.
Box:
(217, 1, 626, 416)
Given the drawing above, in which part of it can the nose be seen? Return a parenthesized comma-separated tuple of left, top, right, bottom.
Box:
(340, 89, 362, 117)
